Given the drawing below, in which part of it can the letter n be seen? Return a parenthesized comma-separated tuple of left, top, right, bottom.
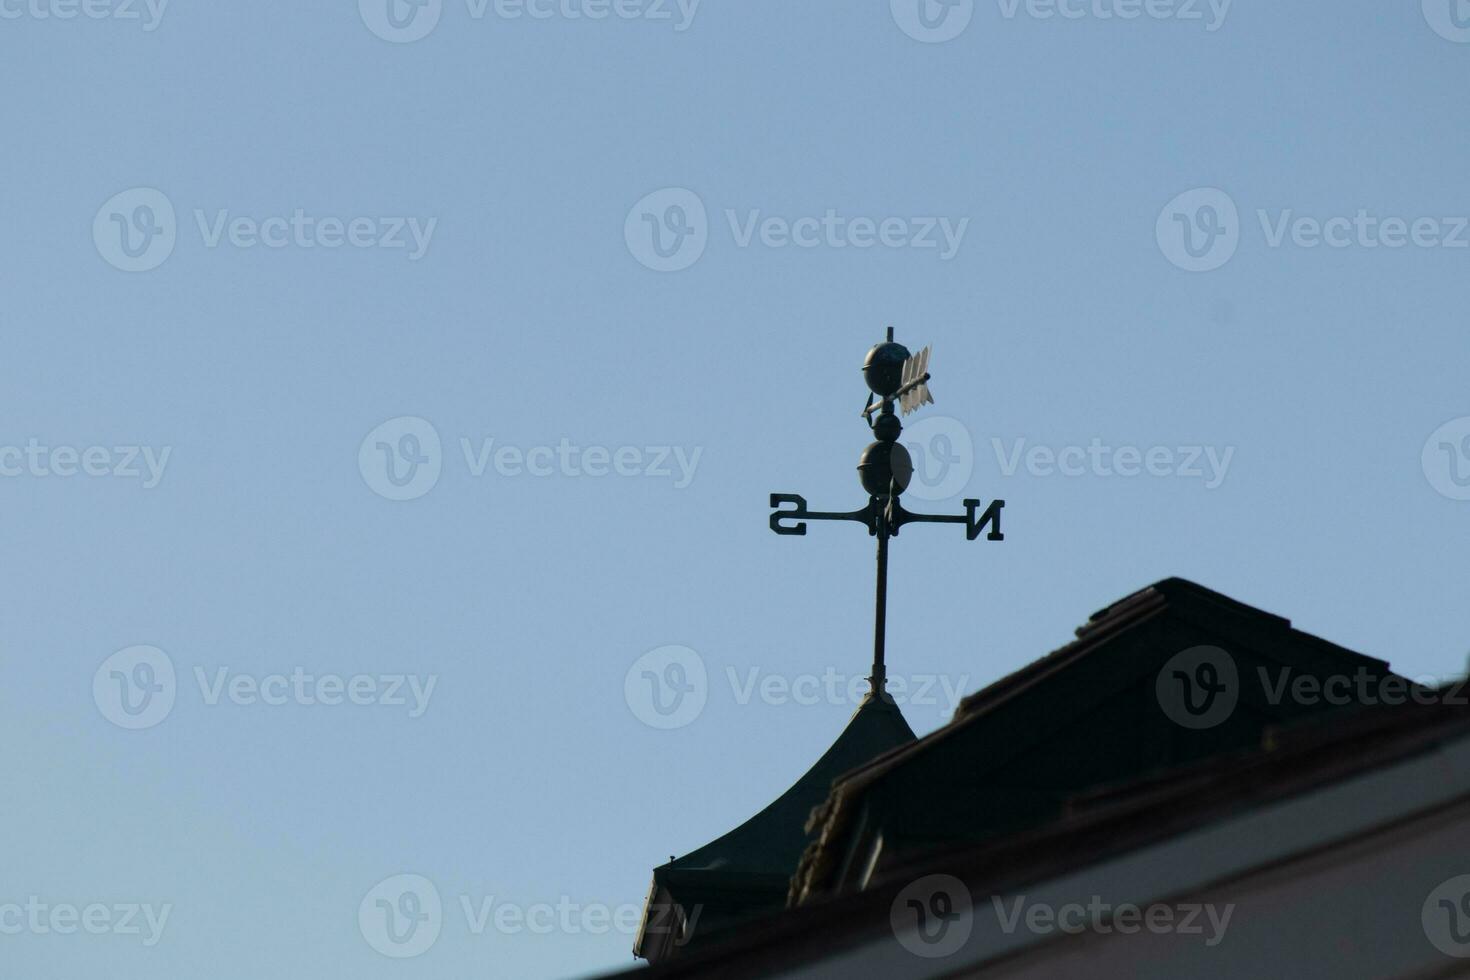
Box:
(966, 499, 1004, 541)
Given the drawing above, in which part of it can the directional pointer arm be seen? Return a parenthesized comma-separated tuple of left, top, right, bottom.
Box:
(769, 494, 880, 536)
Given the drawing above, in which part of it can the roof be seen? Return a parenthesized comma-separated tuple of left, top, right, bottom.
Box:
(789, 577, 1395, 903)
(634, 692, 915, 957)
(657, 692, 915, 878)
(607, 688, 1470, 980)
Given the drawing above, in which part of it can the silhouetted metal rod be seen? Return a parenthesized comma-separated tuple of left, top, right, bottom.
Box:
(872, 515, 889, 694)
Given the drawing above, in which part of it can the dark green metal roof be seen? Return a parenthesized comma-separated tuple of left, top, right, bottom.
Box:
(634, 693, 917, 959)
(659, 693, 916, 880)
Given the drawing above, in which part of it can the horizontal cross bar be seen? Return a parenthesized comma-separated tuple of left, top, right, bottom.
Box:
(769, 493, 1004, 541)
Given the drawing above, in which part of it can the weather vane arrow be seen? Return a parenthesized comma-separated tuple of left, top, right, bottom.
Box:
(768, 327, 1005, 696)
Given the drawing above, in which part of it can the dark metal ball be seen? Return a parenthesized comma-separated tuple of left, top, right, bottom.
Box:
(871, 413, 902, 443)
(858, 440, 913, 497)
(862, 341, 912, 397)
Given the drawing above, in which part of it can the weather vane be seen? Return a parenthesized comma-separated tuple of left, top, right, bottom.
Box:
(769, 328, 1005, 696)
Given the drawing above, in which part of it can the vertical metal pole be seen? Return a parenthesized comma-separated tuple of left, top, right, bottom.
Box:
(870, 372, 896, 700)
(871, 511, 889, 697)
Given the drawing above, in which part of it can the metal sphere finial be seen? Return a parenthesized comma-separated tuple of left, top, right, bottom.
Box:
(862, 341, 912, 398)
(857, 441, 913, 497)
(872, 412, 902, 443)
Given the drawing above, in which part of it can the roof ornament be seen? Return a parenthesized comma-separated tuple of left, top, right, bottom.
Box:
(769, 327, 1006, 697)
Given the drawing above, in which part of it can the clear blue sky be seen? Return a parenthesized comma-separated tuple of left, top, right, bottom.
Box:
(3, 2, 1469, 977)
